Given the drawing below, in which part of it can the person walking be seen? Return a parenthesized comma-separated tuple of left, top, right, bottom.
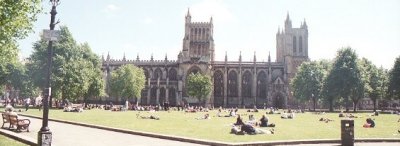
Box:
(25, 97, 31, 111)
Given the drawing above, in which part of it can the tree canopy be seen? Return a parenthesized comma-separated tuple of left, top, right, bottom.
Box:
(186, 73, 213, 105)
(0, 0, 41, 88)
(388, 56, 400, 100)
(27, 26, 105, 101)
(322, 47, 363, 111)
(291, 61, 325, 111)
(109, 64, 145, 101)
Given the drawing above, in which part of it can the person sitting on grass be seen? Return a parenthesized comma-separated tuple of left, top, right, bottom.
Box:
(363, 118, 375, 128)
(247, 115, 257, 126)
(339, 111, 345, 117)
(234, 115, 244, 126)
(196, 113, 210, 120)
(259, 114, 269, 127)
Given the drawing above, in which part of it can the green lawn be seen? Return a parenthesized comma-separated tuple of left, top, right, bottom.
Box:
(0, 135, 28, 146)
(10, 108, 400, 142)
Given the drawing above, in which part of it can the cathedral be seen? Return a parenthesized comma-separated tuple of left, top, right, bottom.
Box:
(102, 11, 309, 108)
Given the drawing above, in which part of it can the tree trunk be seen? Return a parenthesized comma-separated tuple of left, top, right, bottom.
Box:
(373, 99, 376, 112)
(313, 98, 316, 111)
(352, 98, 359, 112)
(329, 99, 334, 112)
(345, 96, 350, 112)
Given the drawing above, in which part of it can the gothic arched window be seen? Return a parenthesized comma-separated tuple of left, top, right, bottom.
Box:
(214, 70, 224, 97)
(159, 87, 166, 103)
(168, 68, 177, 80)
(299, 36, 303, 53)
(293, 36, 297, 54)
(242, 71, 252, 98)
(150, 87, 157, 105)
(228, 71, 238, 97)
(169, 87, 176, 106)
(153, 68, 163, 80)
(257, 71, 267, 99)
(144, 69, 149, 82)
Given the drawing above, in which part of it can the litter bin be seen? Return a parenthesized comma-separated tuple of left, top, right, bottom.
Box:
(341, 119, 354, 146)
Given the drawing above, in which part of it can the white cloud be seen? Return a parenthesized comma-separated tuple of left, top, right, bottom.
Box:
(188, 0, 235, 24)
(103, 4, 120, 14)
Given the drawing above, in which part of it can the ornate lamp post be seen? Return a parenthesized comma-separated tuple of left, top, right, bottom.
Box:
(38, 1, 60, 145)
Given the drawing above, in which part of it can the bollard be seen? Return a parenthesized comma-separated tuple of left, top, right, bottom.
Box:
(341, 119, 354, 146)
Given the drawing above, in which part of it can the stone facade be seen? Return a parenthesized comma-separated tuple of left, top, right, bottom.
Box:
(101, 12, 309, 108)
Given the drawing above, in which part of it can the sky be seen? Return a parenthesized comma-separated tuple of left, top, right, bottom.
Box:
(18, 0, 400, 69)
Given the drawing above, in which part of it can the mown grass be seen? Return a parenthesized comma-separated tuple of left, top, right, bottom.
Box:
(0, 135, 28, 146)
(8, 108, 400, 142)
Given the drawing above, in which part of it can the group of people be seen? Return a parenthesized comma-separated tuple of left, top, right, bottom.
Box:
(231, 114, 275, 135)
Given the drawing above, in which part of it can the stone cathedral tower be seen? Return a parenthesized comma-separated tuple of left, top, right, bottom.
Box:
(181, 10, 215, 63)
(276, 13, 309, 79)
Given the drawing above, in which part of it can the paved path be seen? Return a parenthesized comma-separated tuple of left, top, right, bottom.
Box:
(11, 115, 205, 146)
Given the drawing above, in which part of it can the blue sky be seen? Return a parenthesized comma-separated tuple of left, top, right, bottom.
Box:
(18, 0, 400, 69)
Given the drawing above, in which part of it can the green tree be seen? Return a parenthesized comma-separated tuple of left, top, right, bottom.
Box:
(186, 73, 213, 106)
(358, 58, 385, 111)
(388, 56, 400, 100)
(27, 26, 104, 102)
(0, 0, 41, 88)
(325, 47, 363, 112)
(109, 64, 145, 102)
(291, 61, 325, 111)
(7, 62, 40, 98)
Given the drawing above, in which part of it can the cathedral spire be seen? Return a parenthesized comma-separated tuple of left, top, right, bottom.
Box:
(107, 52, 110, 61)
(136, 53, 139, 61)
(285, 11, 292, 31)
(185, 8, 191, 23)
(210, 16, 213, 24)
(286, 12, 290, 21)
(302, 18, 308, 29)
(186, 8, 191, 16)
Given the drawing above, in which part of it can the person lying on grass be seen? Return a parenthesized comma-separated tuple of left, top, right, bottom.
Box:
(231, 123, 274, 135)
(319, 117, 334, 123)
(363, 118, 375, 128)
(196, 113, 210, 120)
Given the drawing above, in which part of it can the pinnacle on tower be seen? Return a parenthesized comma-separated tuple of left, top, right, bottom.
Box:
(253, 51, 256, 62)
(268, 51, 271, 62)
(185, 8, 191, 23)
(224, 51, 227, 62)
(123, 52, 126, 61)
(286, 12, 290, 21)
(210, 16, 213, 23)
(302, 18, 308, 28)
(136, 53, 139, 61)
(239, 51, 242, 62)
(107, 52, 110, 61)
(151, 53, 154, 61)
(165, 53, 168, 61)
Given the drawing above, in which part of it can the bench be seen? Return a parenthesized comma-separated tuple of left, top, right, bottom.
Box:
(1, 113, 30, 132)
(9, 115, 30, 132)
(1, 113, 10, 128)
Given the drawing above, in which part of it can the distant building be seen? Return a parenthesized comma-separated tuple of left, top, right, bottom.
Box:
(102, 11, 309, 108)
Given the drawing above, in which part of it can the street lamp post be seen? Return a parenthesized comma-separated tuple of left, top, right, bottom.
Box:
(38, 1, 60, 146)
